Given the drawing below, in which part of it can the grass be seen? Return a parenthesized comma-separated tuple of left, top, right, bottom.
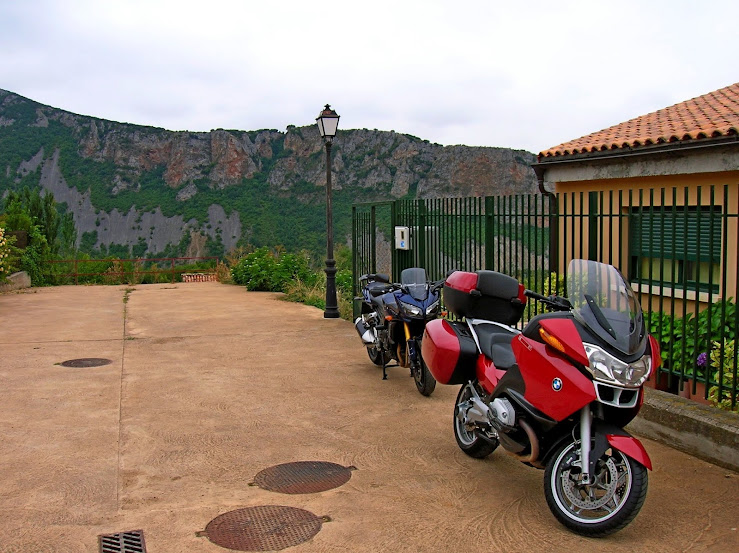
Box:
(282, 277, 353, 320)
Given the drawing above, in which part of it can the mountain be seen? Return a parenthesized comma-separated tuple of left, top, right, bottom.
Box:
(0, 89, 538, 258)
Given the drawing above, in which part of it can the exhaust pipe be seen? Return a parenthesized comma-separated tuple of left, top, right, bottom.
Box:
(510, 419, 541, 467)
(354, 317, 377, 345)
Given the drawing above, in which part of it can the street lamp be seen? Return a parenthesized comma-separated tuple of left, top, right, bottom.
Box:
(316, 104, 340, 318)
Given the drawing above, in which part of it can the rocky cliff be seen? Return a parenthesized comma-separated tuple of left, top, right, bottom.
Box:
(0, 89, 538, 256)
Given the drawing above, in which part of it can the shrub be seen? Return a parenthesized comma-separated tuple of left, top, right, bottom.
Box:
(543, 271, 565, 296)
(229, 244, 354, 319)
(231, 247, 316, 292)
(335, 268, 352, 296)
(231, 247, 277, 290)
(215, 261, 232, 284)
(708, 339, 738, 411)
(275, 252, 319, 288)
(648, 300, 736, 378)
(523, 271, 563, 321)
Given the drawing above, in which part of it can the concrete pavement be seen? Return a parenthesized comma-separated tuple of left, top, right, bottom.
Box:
(0, 283, 737, 552)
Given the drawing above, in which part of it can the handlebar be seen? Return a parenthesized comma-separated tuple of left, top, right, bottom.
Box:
(429, 278, 445, 292)
(359, 273, 390, 284)
(524, 289, 571, 311)
(361, 273, 445, 294)
(397, 278, 445, 294)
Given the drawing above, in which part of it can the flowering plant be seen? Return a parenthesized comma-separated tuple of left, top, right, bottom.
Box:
(0, 226, 22, 282)
(708, 339, 738, 412)
(0, 226, 14, 281)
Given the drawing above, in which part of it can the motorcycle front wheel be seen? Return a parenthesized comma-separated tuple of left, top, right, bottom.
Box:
(544, 440, 648, 537)
(412, 350, 436, 397)
(453, 384, 497, 458)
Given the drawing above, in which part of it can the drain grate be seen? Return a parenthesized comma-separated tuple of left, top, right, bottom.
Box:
(98, 530, 146, 553)
(60, 358, 112, 368)
(252, 461, 355, 494)
(203, 505, 323, 551)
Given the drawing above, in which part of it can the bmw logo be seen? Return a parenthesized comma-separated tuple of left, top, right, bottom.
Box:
(552, 378, 563, 392)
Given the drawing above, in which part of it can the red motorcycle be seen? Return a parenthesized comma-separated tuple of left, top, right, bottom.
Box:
(422, 259, 660, 537)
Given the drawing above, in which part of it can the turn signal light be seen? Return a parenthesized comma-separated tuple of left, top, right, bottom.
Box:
(539, 328, 566, 354)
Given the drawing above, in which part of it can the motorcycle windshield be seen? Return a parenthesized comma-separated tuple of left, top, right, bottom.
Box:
(566, 259, 646, 355)
(401, 268, 429, 301)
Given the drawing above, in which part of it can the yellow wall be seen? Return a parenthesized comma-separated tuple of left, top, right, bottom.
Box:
(551, 171, 739, 312)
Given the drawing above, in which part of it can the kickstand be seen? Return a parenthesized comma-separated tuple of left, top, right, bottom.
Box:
(382, 353, 388, 380)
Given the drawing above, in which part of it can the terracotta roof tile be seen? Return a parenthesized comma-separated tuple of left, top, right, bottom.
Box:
(538, 82, 739, 159)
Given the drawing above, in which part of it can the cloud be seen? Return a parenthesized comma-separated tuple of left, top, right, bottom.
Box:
(1, 0, 737, 153)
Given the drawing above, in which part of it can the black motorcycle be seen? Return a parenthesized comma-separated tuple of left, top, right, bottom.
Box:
(354, 267, 444, 396)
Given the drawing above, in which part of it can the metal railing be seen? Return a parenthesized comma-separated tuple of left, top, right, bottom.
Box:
(46, 256, 219, 285)
(353, 185, 738, 410)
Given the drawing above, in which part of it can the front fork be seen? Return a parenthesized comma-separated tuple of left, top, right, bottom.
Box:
(576, 405, 652, 481)
(579, 406, 594, 484)
(382, 321, 415, 380)
(404, 322, 421, 376)
(382, 321, 424, 380)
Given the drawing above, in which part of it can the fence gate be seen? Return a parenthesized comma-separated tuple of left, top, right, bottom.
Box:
(351, 202, 393, 295)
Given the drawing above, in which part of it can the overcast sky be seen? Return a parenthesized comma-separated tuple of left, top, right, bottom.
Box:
(1, 0, 737, 154)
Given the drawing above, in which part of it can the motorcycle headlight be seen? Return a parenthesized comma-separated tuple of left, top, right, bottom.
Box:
(426, 300, 440, 317)
(583, 343, 651, 388)
(399, 300, 423, 317)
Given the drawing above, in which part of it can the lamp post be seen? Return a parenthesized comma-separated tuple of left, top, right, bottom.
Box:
(316, 104, 340, 318)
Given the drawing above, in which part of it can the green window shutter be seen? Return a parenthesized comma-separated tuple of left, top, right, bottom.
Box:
(632, 207, 721, 263)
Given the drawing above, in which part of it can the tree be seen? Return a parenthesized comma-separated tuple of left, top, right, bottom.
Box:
(59, 212, 76, 255)
(2, 187, 68, 255)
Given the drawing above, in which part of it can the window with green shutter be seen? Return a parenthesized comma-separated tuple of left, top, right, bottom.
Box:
(629, 206, 722, 292)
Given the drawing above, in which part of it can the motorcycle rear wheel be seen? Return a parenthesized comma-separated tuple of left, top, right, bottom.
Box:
(453, 384, 497, 458)
(367, 346, 388, 366)
(544, 440, 648, 537)
(413, 354, 436, 397)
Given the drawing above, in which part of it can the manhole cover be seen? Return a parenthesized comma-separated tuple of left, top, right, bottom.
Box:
(60, 358, 112, 368)
(253, 461, 355, 494)
(203, 506, 323, 551)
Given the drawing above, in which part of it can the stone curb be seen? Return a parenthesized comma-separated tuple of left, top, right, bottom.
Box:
(628, 388, 739, 472)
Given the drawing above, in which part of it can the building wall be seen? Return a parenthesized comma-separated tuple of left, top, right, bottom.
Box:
(547, 168, 739, 314)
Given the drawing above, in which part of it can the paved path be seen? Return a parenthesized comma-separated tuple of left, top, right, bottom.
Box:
(0, 283, 737, 552)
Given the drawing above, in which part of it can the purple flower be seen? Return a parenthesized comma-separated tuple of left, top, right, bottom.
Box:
(696, 352, 708, 367)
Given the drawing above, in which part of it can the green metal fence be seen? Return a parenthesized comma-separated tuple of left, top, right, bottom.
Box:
(353, 185, 738, 410)
(354, 195, 551, 284)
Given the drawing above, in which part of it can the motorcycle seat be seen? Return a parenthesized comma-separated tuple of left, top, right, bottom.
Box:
(474, 323, 518, 371)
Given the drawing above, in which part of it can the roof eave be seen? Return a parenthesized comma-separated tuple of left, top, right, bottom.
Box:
(533, 134, 739, 169)
(531, 134, 739, 193)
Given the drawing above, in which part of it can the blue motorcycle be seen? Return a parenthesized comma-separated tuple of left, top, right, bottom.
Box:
(354, 267, 444, 396)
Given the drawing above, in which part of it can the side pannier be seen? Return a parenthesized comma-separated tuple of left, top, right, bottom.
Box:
(421, 319, 478, 385)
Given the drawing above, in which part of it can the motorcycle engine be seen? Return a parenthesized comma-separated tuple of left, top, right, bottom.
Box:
(490, 398, 516, 428)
